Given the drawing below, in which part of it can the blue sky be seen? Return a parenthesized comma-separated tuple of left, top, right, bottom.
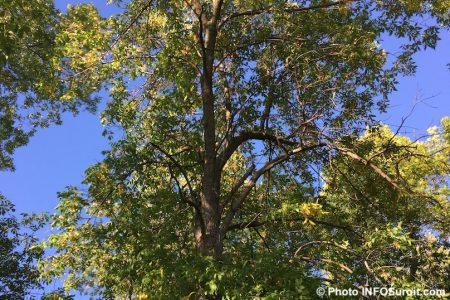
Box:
(1, 0, 449, 216)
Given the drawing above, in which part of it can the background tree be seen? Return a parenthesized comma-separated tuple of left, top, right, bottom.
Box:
(0, 2, 98, 297)
(0, 0, 98, 171)
(37, 0, 450, 298)
(0, 196, 47, 298)
(293, 117, 450, 296)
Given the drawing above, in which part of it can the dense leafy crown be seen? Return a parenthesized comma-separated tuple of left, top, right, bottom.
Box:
(5, 0, 444, 298)
(43, 117, 450, 298)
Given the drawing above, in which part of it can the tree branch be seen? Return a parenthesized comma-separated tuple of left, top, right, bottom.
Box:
(333, 144, 401, 190)
(220, 164, 255, 213)
(220, 143, 326, 234)
(296, 256, 353, 274)
(219, 1, 346, 29)
(148, 141, 198, 203)
(227, 216, 356, 235)
(294, 240, 356, 256)
(111, 0, 154, 47)
(217, 131, 298, 171)
(168, 167, 198, 209)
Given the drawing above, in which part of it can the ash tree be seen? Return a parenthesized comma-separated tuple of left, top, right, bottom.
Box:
(35, 0, 450, 298)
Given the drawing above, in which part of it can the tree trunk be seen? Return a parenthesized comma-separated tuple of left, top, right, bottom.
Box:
(193, 1, 224, 261)
(195, 203, 223, 259)
(195, 8, 223, 259)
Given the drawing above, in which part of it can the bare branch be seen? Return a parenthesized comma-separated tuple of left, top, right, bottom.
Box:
(364, 260, 384, 285)
(254, 227, 272, 252)
(294, 240, 356, 257)
(333, 144, 401, 190)
(227, 217, 356, 235)
(168, 166, 206, 236)
(168, 167, 198, 208)
(148, 141, 198, 203)
(296, 256, 354, 274)
(220, 164, 255, 213)
(111, 0, 154, 48)
(221, 143, 326, 233)
(217, 131, 298, 171)
(219, 1, 346, 30)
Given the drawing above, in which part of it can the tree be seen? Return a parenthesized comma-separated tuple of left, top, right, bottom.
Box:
(38, 0, 450, 298)
(0, 0, 98, 171)
(42, 117, 450, 298)
(300, 117, 450, 295)
(0, 196, 47, 298)
(0, 2, 97, 296)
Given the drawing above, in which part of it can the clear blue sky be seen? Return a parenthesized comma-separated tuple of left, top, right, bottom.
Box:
(1, 0, 449, 216)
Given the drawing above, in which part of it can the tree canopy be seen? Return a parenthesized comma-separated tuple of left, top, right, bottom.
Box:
(0, 0, 98, 171)
(1, 0, 449, 298)
(41, 117, 450, 298)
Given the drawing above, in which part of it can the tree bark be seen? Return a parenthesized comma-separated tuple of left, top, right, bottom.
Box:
(195, 2, 223, 260)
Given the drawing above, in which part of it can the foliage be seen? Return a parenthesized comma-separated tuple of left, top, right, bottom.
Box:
(312, 118, 450, 296)
(41, 288, 75, 300)
(40, 117, 450, 298)
(0, 195, 47, 298)
(0, 0, 99, 171)
(23, 0, 450, 298)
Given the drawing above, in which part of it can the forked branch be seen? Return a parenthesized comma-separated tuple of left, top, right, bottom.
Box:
(221, 143, 326, 233)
